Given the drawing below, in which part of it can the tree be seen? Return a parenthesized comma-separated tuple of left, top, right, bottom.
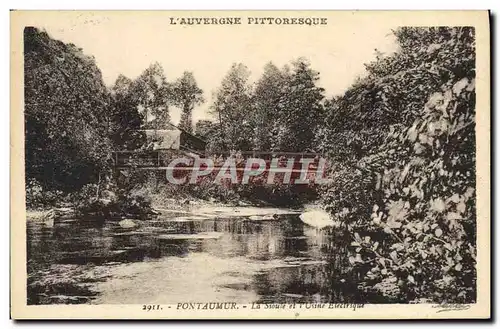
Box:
(252, 62, 288, 151)
(24, 27, 113, 191)
(194, 119, 215, 140)
(171, 72, 204, 132)
(319, 27, 476, 303)
(272, 58, 325, 152)
(130, 62, 171, 129)
(109, 74, 146, 150)
(210, 63, 254, 151)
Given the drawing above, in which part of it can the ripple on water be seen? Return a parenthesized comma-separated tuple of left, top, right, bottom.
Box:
(27, 212, 346, 305)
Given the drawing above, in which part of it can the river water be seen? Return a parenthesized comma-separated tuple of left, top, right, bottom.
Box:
(27, 211, 359, 305)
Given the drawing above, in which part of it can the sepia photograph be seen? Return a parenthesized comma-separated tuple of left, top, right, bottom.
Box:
(10, 10, 491, 319)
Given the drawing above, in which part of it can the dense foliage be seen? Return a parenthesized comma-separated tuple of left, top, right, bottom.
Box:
(25, 26, 478, 303)
(24, 27, 113, 192)
(206, 59, 325, 153)
(129, 62, 170, 129)
(318, 27, 476, 303)
(171, 71, 204, 132)
(109, 74, 146, 151)
(24, 27, 206, 209)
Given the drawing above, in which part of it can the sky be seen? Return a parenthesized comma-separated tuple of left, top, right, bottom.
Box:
(23, 11, 400, 125)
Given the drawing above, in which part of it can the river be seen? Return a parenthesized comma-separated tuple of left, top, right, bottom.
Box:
(27, 209, 360, 305)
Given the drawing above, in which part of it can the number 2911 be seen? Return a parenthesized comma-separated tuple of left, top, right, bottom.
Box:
(143, 304, 162, 311)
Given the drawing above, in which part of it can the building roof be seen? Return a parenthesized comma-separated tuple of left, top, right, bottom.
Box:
(165, 122, 207, 145)
(139, 122, 208, 150)
(142, 129, 181, 149)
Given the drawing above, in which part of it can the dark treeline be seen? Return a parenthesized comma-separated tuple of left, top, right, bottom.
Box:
(24, 27, 207, 211)
(24, 26, 476, 303)
(198, 60, 324, 153)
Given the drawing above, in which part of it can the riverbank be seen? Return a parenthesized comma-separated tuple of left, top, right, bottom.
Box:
(26, 207, 76, 222)
(26, 196, 312, 223)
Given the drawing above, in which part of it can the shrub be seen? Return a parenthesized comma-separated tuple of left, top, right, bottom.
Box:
(26, 179, 63, 209)
(319, 27, 476, 303)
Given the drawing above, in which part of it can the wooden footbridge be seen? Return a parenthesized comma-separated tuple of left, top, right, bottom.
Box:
(112, 148, 322, 171)
(111, 124, 325, 179)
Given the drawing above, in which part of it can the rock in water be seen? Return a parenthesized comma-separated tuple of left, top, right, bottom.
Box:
(118, 219, 137, 229)
(299, 209, 335, 229)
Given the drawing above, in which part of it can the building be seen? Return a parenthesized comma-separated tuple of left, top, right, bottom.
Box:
(142, 123, 207, 153)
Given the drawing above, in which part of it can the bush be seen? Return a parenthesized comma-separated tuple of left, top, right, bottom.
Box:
(353, 80, 476, 303)
(319, 27, 476, 303)
(26, 179, 63, 209)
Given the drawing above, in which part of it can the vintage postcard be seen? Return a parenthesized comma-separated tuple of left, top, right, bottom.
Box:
(10, 10, 490, 319)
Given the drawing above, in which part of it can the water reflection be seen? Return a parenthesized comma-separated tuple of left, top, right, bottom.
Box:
(27, 212, 358, 304)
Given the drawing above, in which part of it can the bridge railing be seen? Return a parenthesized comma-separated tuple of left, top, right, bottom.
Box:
(112, 149, 323, 168)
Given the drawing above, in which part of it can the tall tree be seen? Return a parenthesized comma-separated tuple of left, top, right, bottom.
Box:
(109, 74, 145, 150)
(24, 27, 113, 191)
(171, 72, 204, 132)
(210, 63, 254, 151)
(252, 62, 288, 151)
(130, 62, 170, 129)
(272, 58, 325, 152)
